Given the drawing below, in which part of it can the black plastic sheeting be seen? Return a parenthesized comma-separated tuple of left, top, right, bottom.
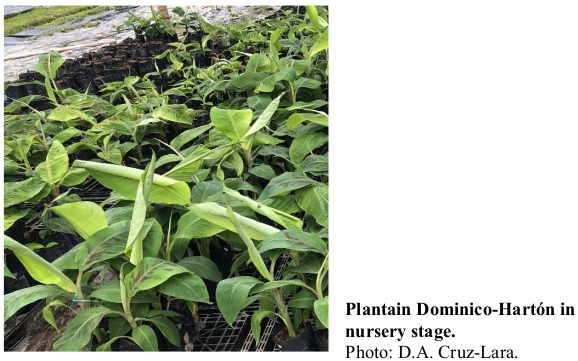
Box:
(4, 6, 34, 18)
(5, 6, 139, 43)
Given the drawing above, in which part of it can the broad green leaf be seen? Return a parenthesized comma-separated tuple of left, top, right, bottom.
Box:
(4, 284, 65, 322)
(293, 77, 322, 92)
(4, 177, 47, 207)
(314, 297, 329, 328)
(255, 69, 296, 93)
(257, 172, 317, 202)
(132, 325, 158, 351)
(251, 309, 276, 345)
(309, 28, 329, 59)
(126, 154, 156, 265)
(261, 195, 302, 214)
(4, 208, 29, 231)
(252, 132, 284, 146)
(258, 230, 328, 256)
(36, 140, 68, 184)
(216, 276, 262, 326)
(43, 304, 60, 333)
(48, 105, 95, 125)
(174, 210, 226, 241)
(187, 202, 280, 240)
(152, 105, 192, 125)
(300, 154, 328, 173)
(53, 307, 113, 351)
(278, 58, 311, 76)
(210, 107, 253, 141)
(296, 184, 328, 227)
(157, 273, 210, 303)
(286, 100, 328, 111)
(287, 112, 328, 129)
(228, 72, 269, 92)
(51, 201, 108, 240)
(59, 168, 89, 187)
(73, 160, 191, 206)
(226, 207, 272, 281)
(162, 146, 215, 181)
(247, 94, 272, 111)
(155, 154, 182, 170)
(97, 149, 122, 165)
(147, 316, 180, 347)
(96, 336, 125, 351)
(287, 289, 317, 308)
(289, 132, 328, 164)
(90, 280, 153, 304)
(142, 219, 163, 259)
(245, 93, 285, 136)
(52, 127, 83, 144)
(246, 53, 271, 72)
(178, 256, 222, 282)
(76, 220, 131, 271)
(191, 180, 224, 203)
(250, 279, 307, 294)
(34, 51, 65, 80)
(257, 145, 289, 158)
(124, 258, 191, 298)
(4, 235, 76, 293)
(170, 124, 213, 150)
(224, 187, 303, 230)
(305, 5, 321, 32)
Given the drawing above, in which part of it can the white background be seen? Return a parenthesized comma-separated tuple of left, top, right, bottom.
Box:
(4, 1, 578, 359)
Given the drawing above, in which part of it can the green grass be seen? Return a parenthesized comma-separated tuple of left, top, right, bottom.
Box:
(4, 6, 124, 36)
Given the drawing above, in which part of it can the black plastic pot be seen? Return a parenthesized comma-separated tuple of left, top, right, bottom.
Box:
(314, 328, 328, 351)
(273, 322, 318, 351)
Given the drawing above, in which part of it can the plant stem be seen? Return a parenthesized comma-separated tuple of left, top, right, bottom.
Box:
(92, 326, 107, 343)
(272, 289, 297, 338)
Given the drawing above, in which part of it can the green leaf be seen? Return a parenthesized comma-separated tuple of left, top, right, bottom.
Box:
(251, 309, 276, 345)
(34, 51, 65, 80)
(314, 297, 329, 328)
(132, 325, 158, 351)
(309, 28, 329, 59)
(226, 207, 272, 281)
(287, 289, 317, 308)
(296, 184, 328, 227)
(255, 69, 296, 93)
(170, 124, 213, 150)
(91, 280, 153, 304)
(250, 279, 307, 294)
(124, 258, 191, 298)
(4, 208, 29, 231)
(246, 53, 271, 72)
(174, 210, 226, 241)
(157, 273, 210, 303)
(287, 112, 328, 129)
(52, 127, 83, 144)
(256, 145, 289, 158)
(162, 146, 218, 182)
(26, 182, 52, 205)
(5, 264, 16, 279)
(147, 316, 180, 347)
(53, 307, 112, 351)
(261, 195, 302, 215)
(59, 168, 89, 187)
(73, 160, 191, 206)
(216, 276, 262, 326)
(4, 178, 47, 207)
(305, 6, 321, 32)
(300, 154, 328, 173)
(224, 187, 303, 230)
(245, 93, 285, 137)
(191, 180, 223, 203)
(258, 230, 328, 256)
(210, 107, 253, 141)
(247, 94, 272, 111)
(228, 72, 269, 92)
(76, 220, 131, 271)
(42, 304, 60, 333)
(257, 172, 317, 202)
(4, 284, 65, 322)
(153, 105, 192, 125)
(187, 202, 280, 240)
(126, 154, 156, 265)
(289, 132, 328, 164)
(51, 201, 108, 240)
(178, 256, 222, 282)
(4, 235, 76, 293)
(97, 149, 123, 165)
